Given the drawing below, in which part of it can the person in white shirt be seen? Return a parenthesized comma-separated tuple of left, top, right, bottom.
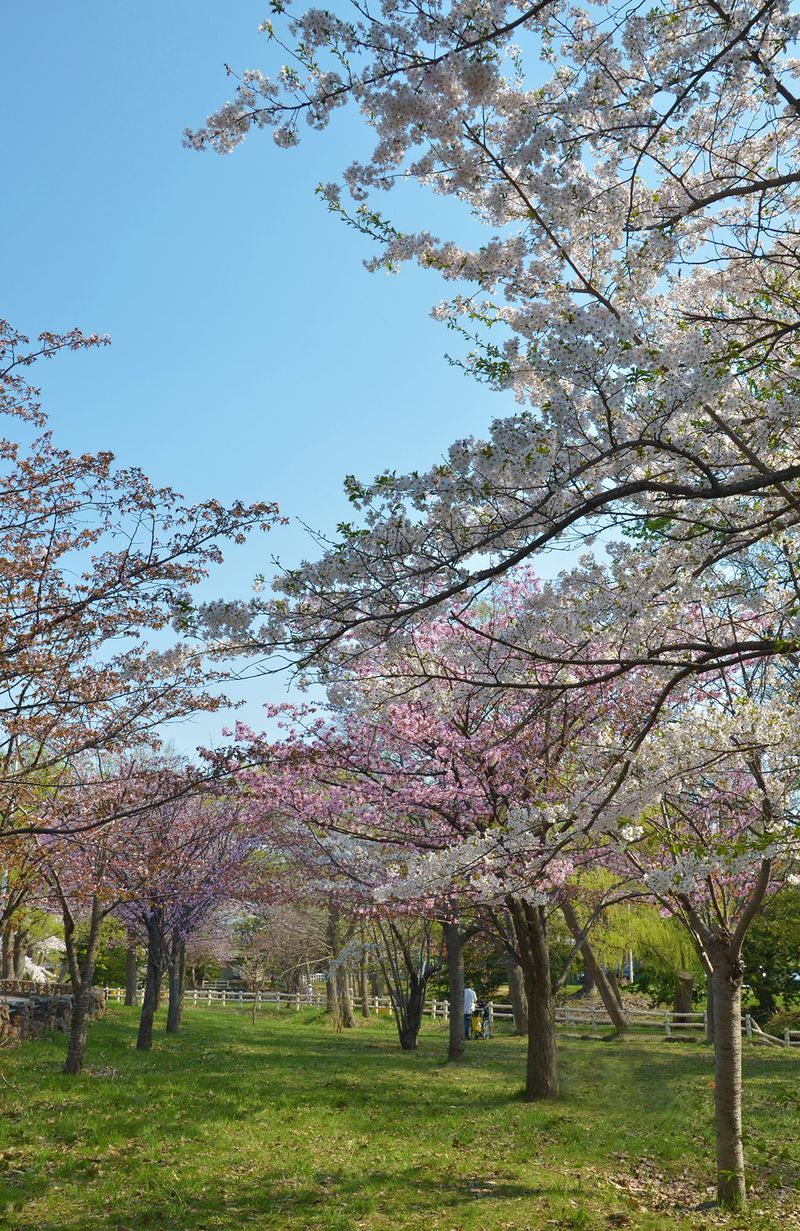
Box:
(464, 981, 478, 1039)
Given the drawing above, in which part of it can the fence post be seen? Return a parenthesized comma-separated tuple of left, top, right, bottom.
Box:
(295, 992, 300, 1011)
(785, 1027, 791, 1047)
(431, 999, 437, 1020)
(665, 1011, 670, 1038)
(746, 1014, 752, 1038)
(207, 988, 212, 1007)
(222, 990, 226, 1009)
(192, 989, 198, 1006)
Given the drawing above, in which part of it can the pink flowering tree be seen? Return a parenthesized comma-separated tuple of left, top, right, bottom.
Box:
(115, 785, 250, 1049)
(231, 579, 649, 1090)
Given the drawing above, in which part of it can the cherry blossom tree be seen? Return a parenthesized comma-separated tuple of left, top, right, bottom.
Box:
(0, 319, 282, 846)
(230, 578, 648, 1088)
(597, 662, 800, 1209)
(114, 784, 249, 1048)
(188, 0, 800, 691)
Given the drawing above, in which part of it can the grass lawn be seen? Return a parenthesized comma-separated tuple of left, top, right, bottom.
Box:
(1, 1006, 798, 1231)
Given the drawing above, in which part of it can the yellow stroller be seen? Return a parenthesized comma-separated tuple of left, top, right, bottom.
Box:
(471, 1002, 491, 1039)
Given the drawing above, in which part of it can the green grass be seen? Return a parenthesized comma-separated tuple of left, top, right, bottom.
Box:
(1, 1006, 798, 1230)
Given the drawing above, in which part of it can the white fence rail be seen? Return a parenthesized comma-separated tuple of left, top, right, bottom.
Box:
(103, 987, 800, 1046)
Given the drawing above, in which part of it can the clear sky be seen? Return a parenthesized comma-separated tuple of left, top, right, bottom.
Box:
(2, 4, 520, 749)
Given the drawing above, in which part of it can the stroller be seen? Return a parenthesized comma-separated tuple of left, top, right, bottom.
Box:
(470, 1001, 492, 1039)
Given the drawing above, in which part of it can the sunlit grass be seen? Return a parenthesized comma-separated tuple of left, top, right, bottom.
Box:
(0, 1005, 798, 1230)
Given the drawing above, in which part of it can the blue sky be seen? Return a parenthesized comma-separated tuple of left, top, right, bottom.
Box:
(2, 4, 517, 749)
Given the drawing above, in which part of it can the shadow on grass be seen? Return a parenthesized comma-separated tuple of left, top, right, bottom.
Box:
(8, 1163, 559, 1231)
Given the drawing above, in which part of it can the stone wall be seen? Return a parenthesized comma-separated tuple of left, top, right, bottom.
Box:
(0, 988, 106, 1045)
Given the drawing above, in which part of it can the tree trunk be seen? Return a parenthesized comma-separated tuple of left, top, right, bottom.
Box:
(62, 896, 104, 1076)
(503, 948, 528, 1036)
(325, 904, 341, 1024)
(509, 897, 558, 1100)
(705, 972, 716, 1045)
(166, 933, 185, 1034)
(12, 929, 27, 979)
(136, 910, 164, 1051)
(359, 960, 370, 1018)
(397, 976, 426, 1050)
(336, 967, 356, 1028)
(125, 941, 138, 1007)
(444, 920, 465, 1062)
(710, 952, 747, 1210)
(606, 966, 625, 1011)
(0, 925, 11, 980)
(560, 902, 628, 1033)
(326, 970, 340, 1022)
(673, 972, 694, 1017)
(64, 988, 92, 1075)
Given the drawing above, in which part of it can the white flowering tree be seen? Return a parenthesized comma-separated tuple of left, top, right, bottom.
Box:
(607, 673, 800, 1210)
(189, 0, 800, 686)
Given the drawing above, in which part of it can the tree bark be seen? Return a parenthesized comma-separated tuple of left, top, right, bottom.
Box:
(509, 897, 558, 1100)
(1, 925, 11, 980)
(12, 929, 27, 979)
(606, 966, 625, 1011)
(710, 952, 747, 1210)
(125, 940, 138, 1007)
(336, 967, 356, 1028)
(561, 902, 628, 1033)
(359, 959, 370, 1018)
(62, 896, 103, 1076)
(64, 988, 92, 1075)
(503, 948, 528, 1036)
(136, 909, 164, 1051)
(325, 905, 342, 1025)
(397, 975, 426, 1050)
(166, 933, 185, 1034)
(444, 920, 465, 1062)
(705, 972, 716, 1045)
(673, 972, 694, 1017)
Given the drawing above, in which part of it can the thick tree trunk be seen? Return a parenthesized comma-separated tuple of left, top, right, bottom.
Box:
(673, 972, 694, 1017)
(710, 953, 747, 1210)
(64, 988, 92, 1075)
(705, 972, 716, 1045)
(166, 933, 185, 1034)
(444, 920, 465, 1062)
(125, 941, 138, 1007)
(509, 897, 558, 1100)
(136, 910, 164, 1051)
(561, 902, 628, 1033)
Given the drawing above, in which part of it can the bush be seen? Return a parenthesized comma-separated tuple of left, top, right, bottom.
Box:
(766, 1007, 800, 1036)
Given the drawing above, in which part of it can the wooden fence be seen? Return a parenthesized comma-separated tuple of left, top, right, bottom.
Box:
(101, 986, 800, 1046)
